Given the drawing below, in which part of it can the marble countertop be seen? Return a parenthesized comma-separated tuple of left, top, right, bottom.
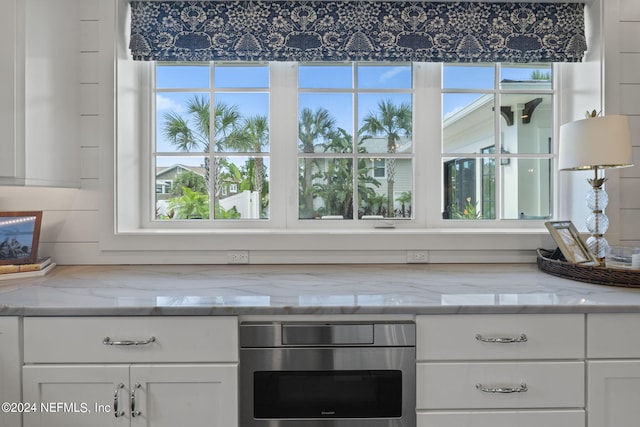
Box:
(0, 263, 640, 316)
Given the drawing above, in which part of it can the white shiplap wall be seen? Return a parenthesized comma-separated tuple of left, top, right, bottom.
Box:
(614, 0, 640, 247)
(0, 0, 102, 264)
(0, 0, 637, 264)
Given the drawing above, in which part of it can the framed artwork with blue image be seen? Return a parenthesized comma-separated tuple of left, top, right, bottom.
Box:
(0, 211, 43, 265)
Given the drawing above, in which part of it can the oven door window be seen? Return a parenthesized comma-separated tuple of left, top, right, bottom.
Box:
(253, 370, 402, 419)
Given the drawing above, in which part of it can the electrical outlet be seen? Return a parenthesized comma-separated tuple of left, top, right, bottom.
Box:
(407, 250, 429, 263)
(227, 251, 249, 264)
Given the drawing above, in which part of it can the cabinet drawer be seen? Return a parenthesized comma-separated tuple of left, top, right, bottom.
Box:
(416, 362, 584, 409)
(588, 313, 640, 358)
(417, 314, 584, 360)
(24, 316, 238, 363)
(417, 410, 585, 427)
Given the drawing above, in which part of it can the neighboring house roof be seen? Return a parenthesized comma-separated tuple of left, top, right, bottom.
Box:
(156, 164, 206, 179)
(360, 136, 412, 154)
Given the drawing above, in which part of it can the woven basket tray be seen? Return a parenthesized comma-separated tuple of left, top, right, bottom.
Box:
(537, 248, 640, 288)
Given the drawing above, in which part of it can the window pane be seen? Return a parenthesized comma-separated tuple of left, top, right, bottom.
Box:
(156, 156, 210, 220)
(156, 93, 210, 153)
(299, 93, 353, 154)
(443, 94, 495, 154)
(501, 158, 551, 220)
(443, 64, 494, 89)
(359, 158, 412, 219)
(299, 64, 353, 88)
(501, 63, 552, 90)
(358, 94, 412, 154)
(357, 64, 412, 89)
(500, 94, 552, 154)
(443, 157, 495, 220)
(214, 93, 269, 153)
(299, 158, 353, 219)
(214, 156, 269, 219)
(214, 65, 269, 88)
(156, 64, 209, 89)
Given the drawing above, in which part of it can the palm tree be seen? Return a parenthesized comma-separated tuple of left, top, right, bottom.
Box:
(359, 99, 412, 216)
(396, 190, 412, 218)
(298, 107, 337, 218)
(161, 96, 241, 195)
(232, 115, 269, 198)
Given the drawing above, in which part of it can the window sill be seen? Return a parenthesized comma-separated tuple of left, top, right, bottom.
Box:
(101, 226, 554, 254)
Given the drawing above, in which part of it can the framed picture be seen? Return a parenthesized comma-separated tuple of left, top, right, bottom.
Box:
(545, 221, 597, 265)
(0, 211, 43, 265)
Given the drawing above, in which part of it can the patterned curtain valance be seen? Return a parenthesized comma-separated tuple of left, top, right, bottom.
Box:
(129, 1, 587, 63)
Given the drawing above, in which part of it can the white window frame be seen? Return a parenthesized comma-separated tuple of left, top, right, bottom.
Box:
(101, 0, 603, 261)
(134, 60, 561, 231)
(441, 63, 556, 223)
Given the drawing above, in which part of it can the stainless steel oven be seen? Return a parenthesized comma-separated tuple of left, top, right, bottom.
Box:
(240, 321, 415, 427)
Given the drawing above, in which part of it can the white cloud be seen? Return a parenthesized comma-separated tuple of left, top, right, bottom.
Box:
(379, 66, 410, 82)
(156, 94, 183, 112)
(443, 105, 464, 121)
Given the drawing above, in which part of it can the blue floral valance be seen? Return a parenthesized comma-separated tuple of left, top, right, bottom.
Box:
(129, 1, 587, 63)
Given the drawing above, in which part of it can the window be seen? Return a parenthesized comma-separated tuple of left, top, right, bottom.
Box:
(148, 61, 555, 228)
(297, 63, 412, 220)
(442, 63, 554, 221)
(155, 63, 270, 221)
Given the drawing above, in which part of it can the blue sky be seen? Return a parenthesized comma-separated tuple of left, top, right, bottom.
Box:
(154, 63, 551, 164)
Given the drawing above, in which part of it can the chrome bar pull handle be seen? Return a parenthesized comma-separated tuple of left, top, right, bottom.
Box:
(475, 334, 527, 344)
(113, 383, 125, 418)
(476, 383, 528, 394)
(131, 383, 142, 417)
(103, 336, 156, 346)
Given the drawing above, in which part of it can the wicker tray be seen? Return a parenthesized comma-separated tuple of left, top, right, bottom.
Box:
(537, 248, 640, 288)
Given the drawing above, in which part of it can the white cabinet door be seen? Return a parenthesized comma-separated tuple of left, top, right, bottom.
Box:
(417, 361, 584, 410)
(587, 313, 640, 358)
(130, 364, 237, 427)
(24, 316, 238, 364)
(417, 314, 584, 361)
(0, 317, 21, 427)
(23, 365, 129, 427)
(588, 361, 640, 427)
(0, 0, 80, 188)
(23, 364, 238, 427)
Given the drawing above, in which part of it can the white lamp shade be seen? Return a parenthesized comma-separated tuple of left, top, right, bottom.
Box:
(558, 115, 634, 170)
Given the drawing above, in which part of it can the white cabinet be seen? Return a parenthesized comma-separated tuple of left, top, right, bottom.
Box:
(587, 313, 640, 427)
(0, 0, 79, 188)
(22, 316, 238, 427)
(0, 317, 21, 427)
(416, 314, 585, 427)
(23, 364, 237, 427)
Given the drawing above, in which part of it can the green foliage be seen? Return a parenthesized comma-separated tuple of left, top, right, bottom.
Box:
(530, 70, 551, 81)
(164, 187, 240, 219)
(171, 170, 207, 197)
(162, 95, 414, 220)
(452, 197, 482, 219)
(359, 99, 412, 215)
(167, 187, 210, 219)
(161, 96, 270, 218)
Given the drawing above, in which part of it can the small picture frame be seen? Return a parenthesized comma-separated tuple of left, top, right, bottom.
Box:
(0, 211, 43, 265)
(545, 220, 597, 265)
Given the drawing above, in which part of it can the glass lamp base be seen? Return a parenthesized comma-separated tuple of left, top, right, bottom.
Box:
(586, 235, 610, 260)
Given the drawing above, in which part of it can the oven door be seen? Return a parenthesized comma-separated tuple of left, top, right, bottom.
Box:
(240, 346, 415, 427)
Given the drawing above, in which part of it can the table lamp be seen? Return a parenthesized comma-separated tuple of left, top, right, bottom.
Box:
(559, 113, 634, 263)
